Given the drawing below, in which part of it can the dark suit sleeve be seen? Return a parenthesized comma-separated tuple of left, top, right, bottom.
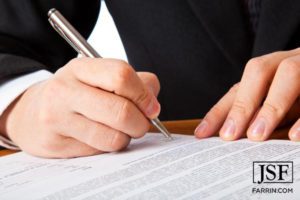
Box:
(0, 0, 100, 81)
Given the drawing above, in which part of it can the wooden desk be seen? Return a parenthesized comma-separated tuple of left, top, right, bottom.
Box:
(0, 119, 289, 157)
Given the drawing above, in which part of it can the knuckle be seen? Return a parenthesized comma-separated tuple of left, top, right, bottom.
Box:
(68, 57, 78, 65)
(116, 59, 130, 68)
(135, 88, 150, 105)
(116, 100, 132, 124)
(149, 73, 159, 83)
(114, 64, 134, 88)
(287, 48, 300, 55)
(279, 59, 300, 77)
(148, 73, 160, 88)
(247, 57, 269, 68)
(66, 58, 81, 69)
(229, 83, 240, 93)
(266, 51, 283, 58)
(245, 57, 268, 76)
(110, 132, 130, 151)
(231, 100, 250, 116)
(262, 102, 284, 118)
(148, 73, 161, 95)
(65, 57, 91, 72)
(55, 66, 66, 76)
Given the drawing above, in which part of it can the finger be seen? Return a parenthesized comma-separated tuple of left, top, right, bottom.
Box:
(71, 81, 149, 138)
(247, 55, 300, 141)
(220, 49, 300, 141)
(195, 83, 238, 138)
(278, 97, 300, 128)
(63, 58, 160, 118)
(250, 98, 300, 129)
(54, 138, 103, 158)
(28, 134, 102, 159)
(61, 113, 131, 152)
(288, 118, 300, 141)
(137, 72, 160, 97)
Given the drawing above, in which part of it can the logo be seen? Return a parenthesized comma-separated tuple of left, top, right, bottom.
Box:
(253, 161, 293, 184)
(252, 161, 294, 194)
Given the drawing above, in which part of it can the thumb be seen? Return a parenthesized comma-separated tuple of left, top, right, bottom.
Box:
(137, 72, 161, 119)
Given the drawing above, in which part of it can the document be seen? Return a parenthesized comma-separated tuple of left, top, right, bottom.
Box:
(0, 133, 299, 199)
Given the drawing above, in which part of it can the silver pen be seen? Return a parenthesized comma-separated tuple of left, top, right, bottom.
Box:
(48, 8, 172, 139)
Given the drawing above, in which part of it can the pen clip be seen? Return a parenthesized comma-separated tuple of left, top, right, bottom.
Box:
(48, 18, 83, 55)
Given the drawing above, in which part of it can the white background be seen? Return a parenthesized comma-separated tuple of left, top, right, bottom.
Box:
(87, 1, 128, 61)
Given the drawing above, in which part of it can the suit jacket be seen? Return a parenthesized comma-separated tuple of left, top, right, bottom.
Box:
(0, 0, 300, 120)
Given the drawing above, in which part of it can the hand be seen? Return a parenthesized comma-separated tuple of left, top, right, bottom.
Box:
(0, 58, 160, 158)
(195, 48, 300, 141)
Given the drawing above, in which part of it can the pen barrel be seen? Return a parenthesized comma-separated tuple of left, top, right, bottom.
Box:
(48, 8, 101, 58)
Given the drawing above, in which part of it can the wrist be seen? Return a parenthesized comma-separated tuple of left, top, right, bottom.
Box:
(0, 94, 21, 139)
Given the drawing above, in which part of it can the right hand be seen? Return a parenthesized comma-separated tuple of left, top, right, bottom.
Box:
(0, 58, 161, 158)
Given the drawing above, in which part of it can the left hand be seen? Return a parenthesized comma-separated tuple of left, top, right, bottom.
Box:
(195, 48, 300, 141)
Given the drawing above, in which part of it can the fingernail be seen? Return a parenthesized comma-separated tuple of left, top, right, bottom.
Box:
(146, 96, 160, 118)
(221, 118, 235, 139)
(250, 118, 266, 139)
(290, 128, 300, 141)
(195, 120, 208, 135)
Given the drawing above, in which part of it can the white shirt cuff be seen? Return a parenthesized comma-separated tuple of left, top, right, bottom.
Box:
(0, 70, 53, 149)
(0, 70, 53, 115)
